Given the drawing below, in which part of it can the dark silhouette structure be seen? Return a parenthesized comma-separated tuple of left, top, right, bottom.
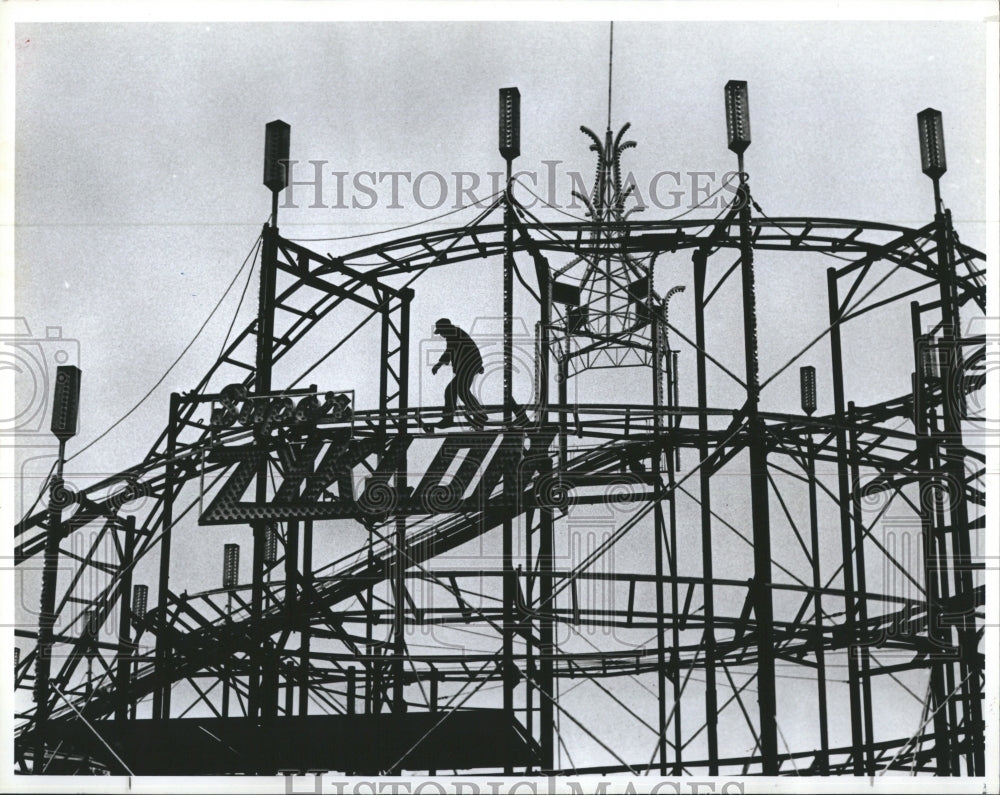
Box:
(13, 89, 987, 779)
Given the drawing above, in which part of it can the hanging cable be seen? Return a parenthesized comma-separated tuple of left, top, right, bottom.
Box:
(283, 189, 505, 243)
(288, 196, 506, 388)
(67, 230, 264, 463)
(217, 237, 261, 360)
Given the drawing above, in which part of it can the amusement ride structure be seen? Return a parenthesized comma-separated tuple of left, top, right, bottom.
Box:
(12, 74, 988, 778)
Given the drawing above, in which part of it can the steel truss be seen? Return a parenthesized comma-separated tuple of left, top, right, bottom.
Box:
(13, 122, 987, 779)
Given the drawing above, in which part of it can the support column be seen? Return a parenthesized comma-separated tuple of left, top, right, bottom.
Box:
(299, 519, 313, 717)
(284, 520, 298, 618)
(805, 443, 830, 774)
(33, 438, 67, 771)
(115, 515, 137, 722)
(911, 307, 953, 775)
(692, 250, 720, 774)
(827, 268, 866, 775)
(848, 402, 875, 774)
(152, 392, 180, 720)
(651, 274, 670, 776)
(538, 508, 554, 771)
(498, 83, 521, 770)
(536, 235, 555, 772)
(391, 294, 411, 719)
(934, 208, 983, 775)
(502, 163, 516, 774)
(737, 182, 778, 774)
(249, 221, 279, 720)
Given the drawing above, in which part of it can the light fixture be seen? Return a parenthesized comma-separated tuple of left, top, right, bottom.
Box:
(499, 87, 521, 161)
(132, 584, 148, 622)
(51, 365, 81, 441)
(724, 80, 751, 155)
(917, 108, 946, 179)
(800, 366, 817, 416)
(263, 120, 291, 192)
(264, 524, 278, 566)
(223, 543, 240, 590)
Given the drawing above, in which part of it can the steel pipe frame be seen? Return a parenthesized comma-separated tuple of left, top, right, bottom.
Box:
(13, 207, 984, 776)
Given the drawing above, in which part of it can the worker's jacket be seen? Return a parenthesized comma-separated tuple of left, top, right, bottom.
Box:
(438, 327, 484, 377)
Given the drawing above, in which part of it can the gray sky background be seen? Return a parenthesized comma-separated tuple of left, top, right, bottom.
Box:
(10, 18, 991, 489)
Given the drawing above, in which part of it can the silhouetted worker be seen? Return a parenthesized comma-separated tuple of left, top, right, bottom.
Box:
(430, 318, 488, 430)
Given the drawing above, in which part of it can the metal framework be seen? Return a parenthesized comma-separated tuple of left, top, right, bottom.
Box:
(12, 87, 988, 779)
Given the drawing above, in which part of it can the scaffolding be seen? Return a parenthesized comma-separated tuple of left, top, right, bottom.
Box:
(12, 85, 987, 777)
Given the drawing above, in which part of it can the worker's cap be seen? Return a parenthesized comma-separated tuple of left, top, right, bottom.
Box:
(434, 318, 452, 333)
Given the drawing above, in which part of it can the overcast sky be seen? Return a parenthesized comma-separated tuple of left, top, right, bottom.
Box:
(9, 16, 991, 489)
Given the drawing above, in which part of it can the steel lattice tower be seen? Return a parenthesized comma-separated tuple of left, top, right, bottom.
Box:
(13, 84, 988, 778)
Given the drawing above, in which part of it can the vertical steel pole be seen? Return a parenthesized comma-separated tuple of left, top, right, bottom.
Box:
(847, 402, 876, 774)
(934, 208, 982, 774)
(911, 306, 954, 775)
(827, 268, 865, 774)
(249, 221, 278, 720)
(650, 284, 670, 775)
(503, 159, 514, 420)
(737, 181, 778, 774)
(33, 438, 66, 772)
(502, 156, 516, 774)
(282, 516, 298, 719)
(223, 590, 232, 718)
(248, 524, 265, 721)
(934, 441, 961, 776)
(392, 293, 411, 718)
(498, 86, 520, 771)
(152, 392, 180, 720)
(652, 502, 669, 776)
(538, 507, 554, 771)
(916, 110, 977, 772)
(667, 431, 683, 772)
(539, 276, 555, 773)
(299, 518, 313, 717)
(429, 671, 439, 776)
(284, 520, 298, 617)
(115, 515, 136, 722)
(671, 350, 681, 470)
(805, 443, 830, 774)
(391, 505, 405, 716)
(692, 250, 720, 773)
(525, 546, 534, 774)
(558, 357, 569, 470)
(374, 305, 391, 715)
